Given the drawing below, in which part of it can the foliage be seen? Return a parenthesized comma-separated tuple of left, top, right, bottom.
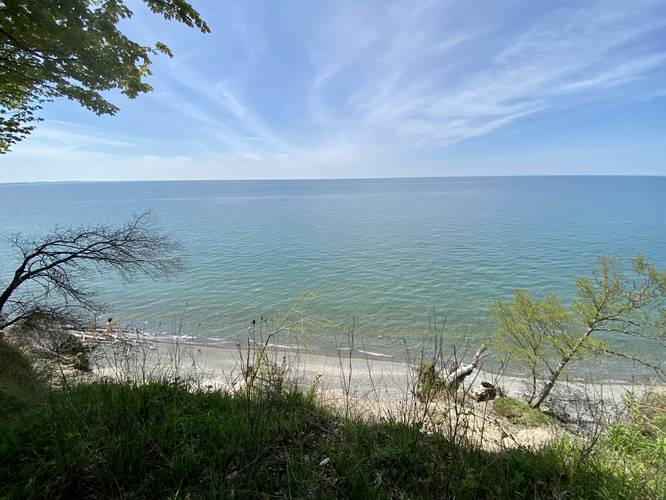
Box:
(11, 316, 95, 372)
(622, 390, 666, 438)
(0, 358, 661, 498)
(415, 361, 449, 401)
(493, 397, 552, 427)
(494, 255, 666, 408)
(0, 382, 638, 498)
(0, 337, 45, 412)
(493, 291, 577, 403)
(0, 0, 209, 152)
(601, 391, 666, 495)
(0, 341, 662, 499)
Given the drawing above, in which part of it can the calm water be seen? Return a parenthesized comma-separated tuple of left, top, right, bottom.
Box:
(1, 177, 664, 378)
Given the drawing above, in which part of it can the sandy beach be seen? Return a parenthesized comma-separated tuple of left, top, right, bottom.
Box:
(95, 337, 659, 421)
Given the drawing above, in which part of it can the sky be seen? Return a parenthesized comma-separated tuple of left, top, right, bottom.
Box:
(2, 0, 666, 182)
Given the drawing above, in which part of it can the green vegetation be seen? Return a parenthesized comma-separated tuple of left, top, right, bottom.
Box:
(601, 392, 666, 495)
(494, 254, 666, 408)
(1, 343, 664, 499)
(0, 338, 45, 411)
(0, 381, 640, 499)
(493, 397, 552, 427)
(0, 0, 209, 152)
(415, 361, 448, 401)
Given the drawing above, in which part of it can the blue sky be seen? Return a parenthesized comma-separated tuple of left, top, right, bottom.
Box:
(3, 0, 666, 182)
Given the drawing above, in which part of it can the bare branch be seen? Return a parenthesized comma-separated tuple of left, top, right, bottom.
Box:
(598, 348, 665, 382)
(0, 212, 182, 331)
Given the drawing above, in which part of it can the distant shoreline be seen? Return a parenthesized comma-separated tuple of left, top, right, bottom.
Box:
(2, 174, 666, 186)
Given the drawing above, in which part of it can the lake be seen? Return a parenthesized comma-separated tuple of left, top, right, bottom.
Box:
(1, 176, 664, 379)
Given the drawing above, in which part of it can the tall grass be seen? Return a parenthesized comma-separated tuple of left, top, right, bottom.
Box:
(0, 378, 651, 499)
(1, 334, 663, 499)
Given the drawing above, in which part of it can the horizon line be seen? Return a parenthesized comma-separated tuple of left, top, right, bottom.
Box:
(1, 173, 666, 186)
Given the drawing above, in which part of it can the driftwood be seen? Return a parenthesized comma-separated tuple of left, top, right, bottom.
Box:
(473, 381, 504, 402)
(444, 344, 486, 388)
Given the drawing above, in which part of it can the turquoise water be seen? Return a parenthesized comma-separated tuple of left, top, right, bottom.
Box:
(0, 177, 664, 377)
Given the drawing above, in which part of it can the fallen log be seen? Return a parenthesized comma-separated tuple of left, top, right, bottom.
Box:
(444, 344, 487, 388)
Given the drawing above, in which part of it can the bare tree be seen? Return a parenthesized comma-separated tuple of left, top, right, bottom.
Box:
(0, 212, 182, 332)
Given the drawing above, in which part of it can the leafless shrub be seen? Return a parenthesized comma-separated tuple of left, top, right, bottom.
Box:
(336, 319, 357, 421)
(236, 301, 312, 398)
(0, 211, 182, 332)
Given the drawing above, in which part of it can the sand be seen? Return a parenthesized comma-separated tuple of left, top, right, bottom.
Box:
(95, 338, 656, 415)
(76, 337, 660, 450)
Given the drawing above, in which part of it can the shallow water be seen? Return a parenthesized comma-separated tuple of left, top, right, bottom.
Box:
(1, 176, 664, 379)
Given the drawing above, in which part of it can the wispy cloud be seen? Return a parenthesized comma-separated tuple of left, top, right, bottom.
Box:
(307, 0, 666, 149)
(3, 0, 665, 180)
(33, 125, 137, 149)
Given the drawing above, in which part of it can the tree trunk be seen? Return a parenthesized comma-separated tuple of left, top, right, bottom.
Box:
(0, 277, 21, 327)
(530, 327, 594, 409)
(0, 259, 31, 330)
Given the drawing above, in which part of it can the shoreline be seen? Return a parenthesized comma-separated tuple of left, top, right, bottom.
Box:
(95, 337, 662, 415)
(82, 320, 664, 386)
(127, 329, 664, 385)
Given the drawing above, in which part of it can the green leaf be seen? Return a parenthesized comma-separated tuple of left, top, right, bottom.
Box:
(0, 0, 209, 153)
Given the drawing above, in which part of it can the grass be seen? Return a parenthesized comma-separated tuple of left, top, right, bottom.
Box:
(0, 380, 636, 499)
(599, 391, 666, 495)
(0, 340, 663, 499)
(493, 397, 553, 427)
(0, 338, 46, 411)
